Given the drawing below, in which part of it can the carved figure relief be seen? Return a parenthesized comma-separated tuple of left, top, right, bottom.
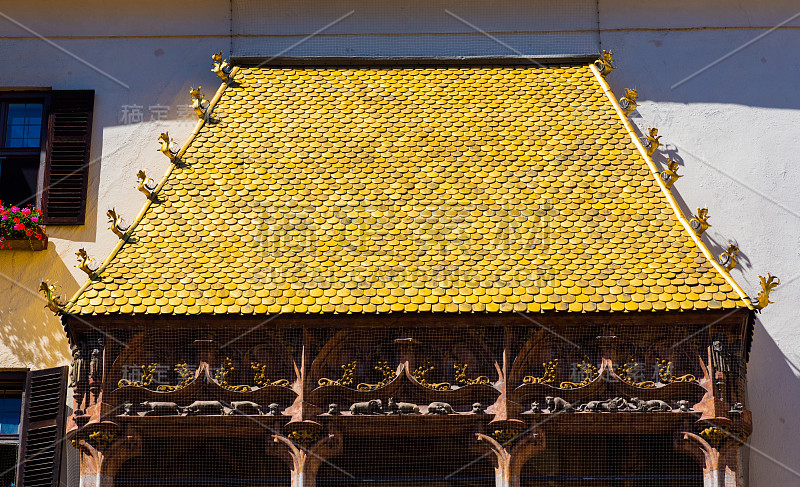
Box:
(70, 347, 84, 388)
(185, 400, 226, 416)
(141, 401, 182, 416)
(89, 349, 102, 381)
(350, 399, 383, 415)
(228, 401, 263, 415)
(387, 398, 420, 415)
(629, 397, 672, 412)
(425, 402, 455, 415)
(545, 396, 574, 413)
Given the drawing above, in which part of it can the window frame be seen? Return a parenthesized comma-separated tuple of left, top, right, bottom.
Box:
(0, 92, 50, 210)
(0, 370, 27, 487)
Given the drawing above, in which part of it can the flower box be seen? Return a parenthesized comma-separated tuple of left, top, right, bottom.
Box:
(0, 235, 48, 251)
(1, 203, 47, 250)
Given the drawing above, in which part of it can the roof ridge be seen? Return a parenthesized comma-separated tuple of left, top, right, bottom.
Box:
(64, 68, 240, 312)
(588, 64, 753, 310)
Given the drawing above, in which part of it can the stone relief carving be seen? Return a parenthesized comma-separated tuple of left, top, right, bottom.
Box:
(425, 402, 455, 415)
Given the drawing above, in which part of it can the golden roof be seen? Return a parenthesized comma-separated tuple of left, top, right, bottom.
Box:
(68, 64, 750, 315)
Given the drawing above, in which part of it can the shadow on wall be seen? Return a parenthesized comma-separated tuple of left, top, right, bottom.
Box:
(601, 29, 800, 109)
(0, 241, 76, 368)
(623, 121, 754, 270)
(746, 318, 800, 484)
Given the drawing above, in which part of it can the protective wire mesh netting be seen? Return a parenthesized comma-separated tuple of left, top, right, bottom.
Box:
(83, 326, 705, 486)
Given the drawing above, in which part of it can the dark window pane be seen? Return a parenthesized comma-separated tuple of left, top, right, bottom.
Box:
(0, 444, 17, 487)
(0, 396, 21, 435)
(5, 103, 43, 148)
(0, 156, 39, 206)
(0, 397, 21, 414)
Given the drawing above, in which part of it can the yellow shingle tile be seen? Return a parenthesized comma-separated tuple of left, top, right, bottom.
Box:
(68, 64, 746, 315)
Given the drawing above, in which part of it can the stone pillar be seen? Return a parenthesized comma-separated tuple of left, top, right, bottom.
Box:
(475, 426, 545, 487)
(76, 428, 142, 487)
(271, 431, 342, 487)
(676, 428, 745, 487)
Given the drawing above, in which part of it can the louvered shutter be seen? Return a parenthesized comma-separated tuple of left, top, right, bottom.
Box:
(41, 90, 94, 225)
(15, 367, 68, 487)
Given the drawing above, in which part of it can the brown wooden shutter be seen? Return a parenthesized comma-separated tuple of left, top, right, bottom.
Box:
(42, 90, 94, 225)
(15, 367, 68, 487)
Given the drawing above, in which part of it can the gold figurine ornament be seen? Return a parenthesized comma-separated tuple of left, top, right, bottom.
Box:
(660, 159, 682, 189)
(594, 50, 615, 76)
(640, 127, 661, 156)
(689, 207, 711, 236)
(718, 244, 739, 271)
(190, 86, 210, 118)
(40, 281, 67, 314)
(753, 274, 780, 310)
(619, 88, 638, 116)
(76, 248, 98, 278)
(136, 170, 156, 199)
(107, 207, 129, 239)
(158, 132, 178, 161)
(211, 51, 232, 81)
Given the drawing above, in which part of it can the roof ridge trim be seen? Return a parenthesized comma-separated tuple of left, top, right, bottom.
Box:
(65, 67, 241, 312)
(588, 63, 752, 310)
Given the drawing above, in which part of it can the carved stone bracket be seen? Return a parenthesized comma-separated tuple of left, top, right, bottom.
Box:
(675, 428, 744, 487)
(74, 426, 142, 487)
(475, 425, 545, 487)
(270, 430, 343, 487)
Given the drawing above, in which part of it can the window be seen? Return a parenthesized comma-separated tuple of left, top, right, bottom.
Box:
(0, 96, 46, 211)
(0, 373, 25, 487)
(0, 90, 94, 225)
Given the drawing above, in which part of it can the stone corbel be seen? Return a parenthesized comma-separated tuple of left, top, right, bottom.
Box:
(475, 425, 545, 487)
(675, 428, 744, 487)
(270, 430, 343, 487)
(75, 427, 142, 487)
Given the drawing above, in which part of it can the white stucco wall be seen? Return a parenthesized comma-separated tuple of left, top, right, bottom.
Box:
(232, 0, 598, 57)
(0, 0, 798, 484)
(599, 1, 800, 484)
